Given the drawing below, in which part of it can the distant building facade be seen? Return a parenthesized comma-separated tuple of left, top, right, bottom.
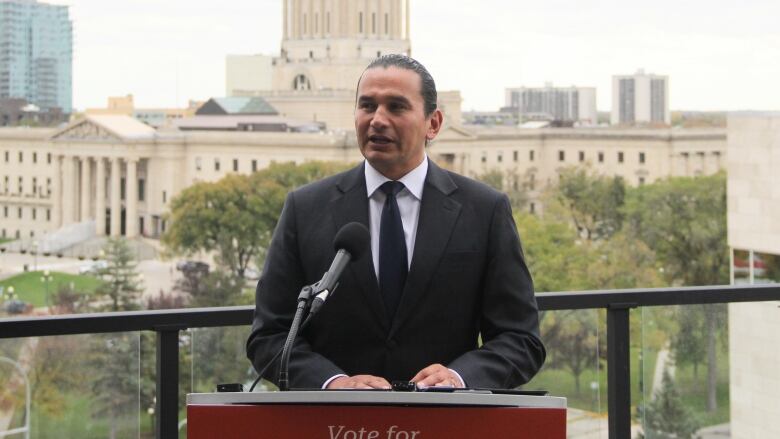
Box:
(233, 0, 462, 130)
(505, 84, 597, 125)
(0, 0, 72, 113)
(85, 95, 200, 128)
(225, 54, 273, 96)
(727, 113, 780, 439)
(0, 116, 725, 244)
(611, 69, 669, 126)
(0, 98, 67, 126)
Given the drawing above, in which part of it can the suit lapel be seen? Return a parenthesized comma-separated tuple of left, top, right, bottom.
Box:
(389, 161, 461, 337)
(330, 163, 390, 331)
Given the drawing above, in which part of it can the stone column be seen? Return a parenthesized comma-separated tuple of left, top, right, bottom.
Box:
(95, 158, 106, 236)
(110, 157, 121, 237)
(61, 156, 75, 225)
(51, 155, 62, 228)
(125, 158, 138, 238)
(80, 156, 91, 222)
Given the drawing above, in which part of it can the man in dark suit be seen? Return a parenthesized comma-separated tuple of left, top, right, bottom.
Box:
(246, 55, 545, 390)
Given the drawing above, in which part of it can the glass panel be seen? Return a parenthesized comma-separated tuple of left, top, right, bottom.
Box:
(732, 249, 750, 284)
(753, 251, 780, 284)
(0, 332, 140, 439)
(522, 308, 605, 436)
(190, 326, 258, 394)
(639, 305, 729, 439)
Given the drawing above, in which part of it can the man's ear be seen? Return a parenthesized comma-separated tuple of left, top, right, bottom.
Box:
(426, 109, 444, 142)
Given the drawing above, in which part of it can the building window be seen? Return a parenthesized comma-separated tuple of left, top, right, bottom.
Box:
(33, 152, 37, 163)
(195, 157, 202, 171)
(385, 13, 389, 34)
(15, 230, 20, 239)
(32, 208, 36, 220)
(618, 152, 624, 163)
(214, 159, 220, 171)
(47, 152, 51, 164)
(46, 209, 51, 221)
(233, 159, 239, 172)
(120, 178, 126, 200)
(513, 151, 518, 162)
(4, 151, 8, 162)
(579, 151, 585, 162)
(3, 206, 7, 217)
(162, 190, 167, 204)
(529, 174, 536, 191)
(309, 50, 314, 59)
(372, 12, 376, 33)
(558, 150, 565, 162)
(639, 177, 646, 185)
(327, 12, 330, 33)
(639, 152, 646, 164)
(598, 152, 604, 163)
(138, 179, 145, 202)
(251, 160, 258, 172)
(32, 177, 37, 194)
(481, 152, 487, 163)
(18, 177, 22, 194)
(18, 151, 22, 163)
(359, 12, 363, 33)
(530, 150, 535, 161)
(18, 207, 22, 219)
(497, 153, 503, 163)
(529, 202, 536, 214)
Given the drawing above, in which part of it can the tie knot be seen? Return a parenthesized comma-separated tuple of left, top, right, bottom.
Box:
(380, 181, 405, 197)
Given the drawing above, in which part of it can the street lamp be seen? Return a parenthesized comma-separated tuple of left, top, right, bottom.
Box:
(0, 356, 31, 439)
(40, 270, 53, 308)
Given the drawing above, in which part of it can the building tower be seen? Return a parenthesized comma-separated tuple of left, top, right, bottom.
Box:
(0, 0, 73, 113)
(611, 69, 669, 126)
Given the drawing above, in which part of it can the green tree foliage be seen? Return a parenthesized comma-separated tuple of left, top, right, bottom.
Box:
(95, 238, 144, 312)
(474, 168, 529, 211)
(624, 172, 728, 412)
(639, 368, 700, 439)
(545, 166, 626, 241)
(87, 334, 140, 439)
(162, 161, 352, 277)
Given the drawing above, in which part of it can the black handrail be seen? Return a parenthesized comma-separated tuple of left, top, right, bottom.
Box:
(1, 284, 779, 439)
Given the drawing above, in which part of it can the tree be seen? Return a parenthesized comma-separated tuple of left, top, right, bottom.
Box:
(639, 368, 700, 439)
(162, 161, 352, 277)
(95, 238, 144, 312)
(624, 172, 728, 412)
(545, 166, 626, 241)
(474, 168, 529, 211)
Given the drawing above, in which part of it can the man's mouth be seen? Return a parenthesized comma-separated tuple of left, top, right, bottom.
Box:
(368, 135, 394, 145)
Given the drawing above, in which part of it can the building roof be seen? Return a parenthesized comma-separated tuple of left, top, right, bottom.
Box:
(173, 115, 322, 132)
(195, 97, 278, 116)
(50, 115, 157, 141)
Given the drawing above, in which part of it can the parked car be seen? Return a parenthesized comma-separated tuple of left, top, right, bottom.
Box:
(79, 260, 108, 275)
(176, 260, 209, 275)
(4, 299, 29, 314)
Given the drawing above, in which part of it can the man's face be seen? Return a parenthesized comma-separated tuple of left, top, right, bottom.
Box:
(355, 66, 442, 180)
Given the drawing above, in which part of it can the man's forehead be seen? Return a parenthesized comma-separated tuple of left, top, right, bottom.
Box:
(357, 66, 422, 98)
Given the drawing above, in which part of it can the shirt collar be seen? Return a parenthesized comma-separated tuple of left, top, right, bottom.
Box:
(365, 155, 428, 201)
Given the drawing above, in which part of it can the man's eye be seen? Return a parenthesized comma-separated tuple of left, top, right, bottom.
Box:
(359, 102, 376, 110)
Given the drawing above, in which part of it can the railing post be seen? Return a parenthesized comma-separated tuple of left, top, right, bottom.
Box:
(607, 303, 634, 439)
(156, 327, 181, 439)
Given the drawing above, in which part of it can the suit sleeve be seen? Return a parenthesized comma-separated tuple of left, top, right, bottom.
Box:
(447, 194, 546, 388)
(245, 192, 346, 388)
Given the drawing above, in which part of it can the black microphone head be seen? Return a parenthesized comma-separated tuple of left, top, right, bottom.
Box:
(333, 222, 370, 260)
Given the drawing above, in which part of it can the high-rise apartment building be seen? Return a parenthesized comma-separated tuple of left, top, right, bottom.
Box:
(611, 69, 669, 125)
(505, 84, 597, 125)
(0, 0, 72, 113)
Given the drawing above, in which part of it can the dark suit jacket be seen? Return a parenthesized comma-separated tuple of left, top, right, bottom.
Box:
(246, 160, 545, 389)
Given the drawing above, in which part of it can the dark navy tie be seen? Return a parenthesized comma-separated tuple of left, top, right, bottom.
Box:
(379, 181, 408, 320)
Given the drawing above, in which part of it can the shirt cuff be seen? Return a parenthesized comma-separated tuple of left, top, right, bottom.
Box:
(448, 368, 466, 388)
(322, 374, 348, 389)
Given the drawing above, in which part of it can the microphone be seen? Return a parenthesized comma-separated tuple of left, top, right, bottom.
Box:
(309, 222, 370, 315)
(277, 222, 370, 391)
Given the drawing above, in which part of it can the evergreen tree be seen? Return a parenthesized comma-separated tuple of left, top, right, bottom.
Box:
(639, 368, 700, 439)
(95, 238, 144, 312)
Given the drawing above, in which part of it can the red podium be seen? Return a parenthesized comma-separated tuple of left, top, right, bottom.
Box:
(187, 391, 566, 439)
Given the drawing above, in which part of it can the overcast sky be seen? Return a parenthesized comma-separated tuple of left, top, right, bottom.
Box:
(54, 0, 780, 112)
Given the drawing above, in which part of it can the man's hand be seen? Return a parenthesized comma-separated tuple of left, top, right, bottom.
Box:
(326, 375, 391, 389)
(411, 364, 464, 388)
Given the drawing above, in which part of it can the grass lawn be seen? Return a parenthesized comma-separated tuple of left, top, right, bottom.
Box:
(0, 238, 13, 245)
(673, 343, 731, 427)
(0, 271, 103, 307)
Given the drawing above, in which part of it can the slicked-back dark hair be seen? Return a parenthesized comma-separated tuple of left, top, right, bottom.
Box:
(359, 54, 438, 117)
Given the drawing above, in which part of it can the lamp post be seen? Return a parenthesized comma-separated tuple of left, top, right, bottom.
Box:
(0, 356, 31, 439)
(40, 270, 53, 308)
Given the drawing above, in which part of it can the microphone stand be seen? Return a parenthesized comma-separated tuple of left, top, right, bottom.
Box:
(278, 285, 313, 391)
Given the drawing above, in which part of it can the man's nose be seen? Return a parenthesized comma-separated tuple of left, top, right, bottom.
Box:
(370, 106, 389, 129)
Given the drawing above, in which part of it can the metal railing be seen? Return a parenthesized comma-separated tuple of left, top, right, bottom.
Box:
(1, 284, 780, 439)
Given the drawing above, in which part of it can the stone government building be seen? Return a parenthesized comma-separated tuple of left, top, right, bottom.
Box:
(0, 0, 725, 247)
